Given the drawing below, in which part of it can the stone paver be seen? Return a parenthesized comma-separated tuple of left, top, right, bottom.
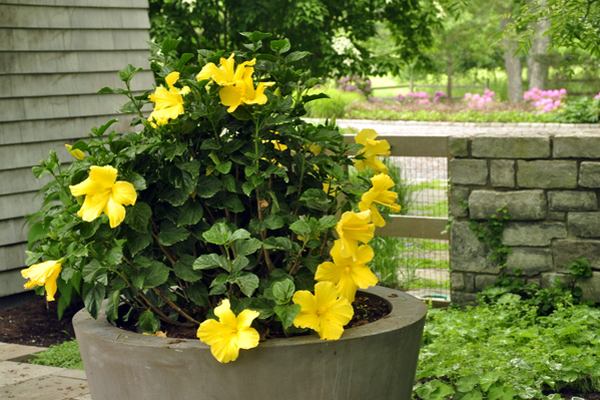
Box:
(0, 343, 47, 362)
(0, 343, 90, 400)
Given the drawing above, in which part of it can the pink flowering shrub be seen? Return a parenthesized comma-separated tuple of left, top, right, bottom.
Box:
(464, 89, 495, 109)
(337, 75, 372, 97)
(523, 88, 567, 114)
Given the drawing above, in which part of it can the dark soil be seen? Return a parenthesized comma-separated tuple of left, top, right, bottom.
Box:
(117, 293, 391, 341)
(0, 297, 78, 347)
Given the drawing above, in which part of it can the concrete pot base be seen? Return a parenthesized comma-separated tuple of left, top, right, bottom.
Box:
(73, 286, 427, 400)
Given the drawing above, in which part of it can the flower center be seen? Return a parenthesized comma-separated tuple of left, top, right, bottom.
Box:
(316, 306, 328, 317)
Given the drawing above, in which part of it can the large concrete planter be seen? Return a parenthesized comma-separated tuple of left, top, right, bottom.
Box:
(73, 286, 427, 400)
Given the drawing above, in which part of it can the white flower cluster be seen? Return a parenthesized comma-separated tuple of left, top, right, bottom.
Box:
(331, 35, 362, 61)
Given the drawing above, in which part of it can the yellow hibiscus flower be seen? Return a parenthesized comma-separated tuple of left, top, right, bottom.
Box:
(69, 165, 137, 228)
(292, 281, 354, 340)
(315, 240, 378, 302)
(196, 53, 256, 87)
(335, 210, 375, 260)
(353, 128, 390, 173)
(358, 173, 402, 227)
(65, 144, 85, 160)
(197, 299, 260, 363)
(218, 66, 275, 113)
(21, 260, 62, 301)
(148, 71, 190, 127)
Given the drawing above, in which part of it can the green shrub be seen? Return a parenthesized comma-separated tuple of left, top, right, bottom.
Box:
(305, 88, 363, 118)
(30, 340, 83, 370)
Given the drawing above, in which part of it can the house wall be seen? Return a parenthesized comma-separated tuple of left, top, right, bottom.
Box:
(0, 0, 154, 305)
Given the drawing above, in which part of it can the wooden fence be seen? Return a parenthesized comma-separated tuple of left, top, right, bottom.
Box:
(343, 134, 450, 241)
(371, 78, 490, 100)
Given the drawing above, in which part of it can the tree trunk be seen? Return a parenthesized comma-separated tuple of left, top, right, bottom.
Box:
(446, 54, 452, 100)
(527, 0, 551, 90)
(501, 17, 523, 102)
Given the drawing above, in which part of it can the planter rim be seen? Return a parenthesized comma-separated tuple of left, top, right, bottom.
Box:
(73, 286, 427, 350)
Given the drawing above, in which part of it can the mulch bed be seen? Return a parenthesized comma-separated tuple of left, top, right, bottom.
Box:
(0, 297, 78, 347)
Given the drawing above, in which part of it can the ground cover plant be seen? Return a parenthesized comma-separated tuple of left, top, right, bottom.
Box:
(29, 340, 84, 370)
(416, 300, 600, 400)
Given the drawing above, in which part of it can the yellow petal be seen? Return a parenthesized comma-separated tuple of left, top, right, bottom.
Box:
(112, 181, 137, 206)
(318, 319, 345, 340)
(314, 281, 339, 309)
(21, 261, 62, 302)
(245, 82, 275, 105)
(209, 333, 241, 363)
(292, 290, 317, 314)
(219, 85, 245, 113)
(78, 193, 109, 222)
(89, 166, 118, 189)
(336, 276, 359, 303)
(315, 261, 342, 284)
(214, 299, 237, 329)
(293, 310, 321, 331)
(197, 62, 219, 82)
(236, 309, 260, 330)
(165, 71, 181, 91)
(197, 319, 231, 346)
(324, 298, 353, 326)
(69, 177, 103, 198)
(350, 265, 379, 290)
(236, 326, 260, 350)
(104, 197, 126, 228)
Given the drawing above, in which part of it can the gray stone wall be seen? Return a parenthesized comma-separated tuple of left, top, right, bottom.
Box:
(450, 133, 600, 303)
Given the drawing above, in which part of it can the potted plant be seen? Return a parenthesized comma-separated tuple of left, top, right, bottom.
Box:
(23, 33, 427, 400)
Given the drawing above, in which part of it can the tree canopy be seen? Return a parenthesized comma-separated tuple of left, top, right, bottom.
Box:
(149, 0, 452, 77)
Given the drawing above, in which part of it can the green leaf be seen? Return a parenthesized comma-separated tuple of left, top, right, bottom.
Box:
(272, 280, 295, 304)
(248, 218, 266, 233)
(488, 384, 515, 400)
(196, 175, 223, 198)
(289, 220, 311, 236)
(223, 194, 245, 212)
(479, 370, 500, 392)
(456, 375, 480, 393)
(264, 214, 284, 230)
(240, 31, 272, 41)
(230, 229, 251, 242)
(142, 261, 171, 289)
(157, 221, 189, 246)
(82, 260, 103, 283)
(285, 51, 311, 63)
(161, 38, 180, 54)
(216, 161, 232, 174)
(105, 290, 121, 322)
(242, 181, 255, 196)
(318, 215, 338, 230)
(211, 273, 230, 287)
(105, 246, 123, 266)
(300, 188, 331, 211)
(193, 253, 229, 270)
(124, 202, 152, 233)
(187, 282, 209, 306)
(263, 237, 293, 251)
(231, 256, 249, 273)
(235, 273, 259, 297)
(83, 284, 106, 319)
(27, 222, 49, 250)
(203, 223, 232, 245)
(138, 310, 160, 333)
(274, 304, 301, 329)
(461, 390, 483, 400)
(233, 238, 263, 257)
(173, 255, 203, 282)
(270, 39, 291, 54)
(117, 64, 143, 83)
(209, 284, 227, 296)
(200, 138, 221, 150)
(176, 199, 204, 227)
(126, 231, 153, 257)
